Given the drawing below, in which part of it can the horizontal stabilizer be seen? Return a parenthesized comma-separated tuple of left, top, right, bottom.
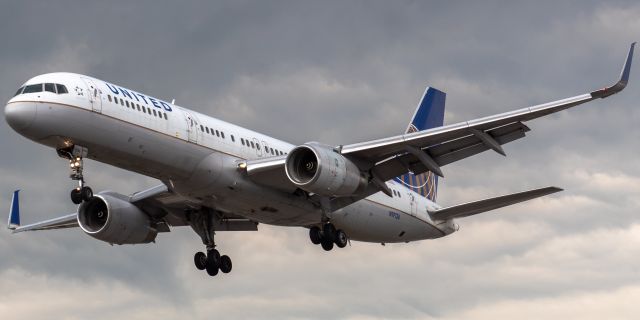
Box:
(429, 186, 562, 220)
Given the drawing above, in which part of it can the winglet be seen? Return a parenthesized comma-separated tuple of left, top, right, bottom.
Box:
(8, 190, 20, 230)
(592, 42, 635, 98)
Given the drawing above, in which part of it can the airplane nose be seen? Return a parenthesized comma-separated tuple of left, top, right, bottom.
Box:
(4, 102, 37, 132)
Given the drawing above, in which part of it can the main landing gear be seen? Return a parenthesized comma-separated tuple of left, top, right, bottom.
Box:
(58, 145, 93, 205)
(309, 223, 348, 251)
(189, 209, 233, 277)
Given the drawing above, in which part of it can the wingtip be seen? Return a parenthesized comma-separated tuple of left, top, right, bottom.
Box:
(591, 43, 635, 98)
(7, 190, 20, 229)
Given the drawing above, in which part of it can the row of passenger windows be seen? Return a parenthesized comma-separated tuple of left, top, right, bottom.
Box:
(392, 189, 402, 198)
(14, 83, 68, 96)
(199, 124, 227, 140)
(239, 137, 286, 156)
(108, 94, 168, 120)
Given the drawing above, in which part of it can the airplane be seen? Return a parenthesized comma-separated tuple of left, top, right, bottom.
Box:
(5, 43, 634, 277)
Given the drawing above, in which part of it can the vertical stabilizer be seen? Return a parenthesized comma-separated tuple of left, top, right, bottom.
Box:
(395, 87, 446, 201)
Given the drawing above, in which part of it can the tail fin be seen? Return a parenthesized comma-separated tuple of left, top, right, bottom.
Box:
(395, 87, 446, 202)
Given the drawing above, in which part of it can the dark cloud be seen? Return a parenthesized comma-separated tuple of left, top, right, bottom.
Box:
(1, 1, 639, 319)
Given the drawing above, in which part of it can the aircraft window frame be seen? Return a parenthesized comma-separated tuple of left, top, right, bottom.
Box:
(55, 84, 68, 94)
(241, 138, 245, 146)
(200, 125, 204, 132)
(44, 83, 56, 93)
(205, 127, 210, 134)
(23, 84, 43, 94)
(231, 135, 235, 142)
(153, 109, 157, 117)
(215, 130, 220, 137)
(250, 141, 255, 148)
(221, 132, 225, 139)
(120, 99, 124, 106)
(14, 86, 24, 96)
(126, 100, 130, 108)
(141, 105, 146, 113)
(147, 108, 152, 115)
(108, 95, 112, 102)
(164, 113, 168, 120)
(137, 104, 141, 111)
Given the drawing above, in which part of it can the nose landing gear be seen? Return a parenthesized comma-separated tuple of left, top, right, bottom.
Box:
(57, 145, 93, 205)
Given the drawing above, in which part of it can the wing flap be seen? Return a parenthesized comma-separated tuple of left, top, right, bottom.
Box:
(429, 186, 562, 221)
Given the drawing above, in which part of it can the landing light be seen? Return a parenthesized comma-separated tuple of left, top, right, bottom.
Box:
(237, 162, 247, 169)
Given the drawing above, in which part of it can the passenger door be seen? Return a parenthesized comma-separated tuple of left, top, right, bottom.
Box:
(183, 111, 198, 144)
(81, 77, 102, 113)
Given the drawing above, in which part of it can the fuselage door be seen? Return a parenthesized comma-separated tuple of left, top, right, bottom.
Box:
(409, 193, 418, 216)
(183, 111, 198, 143)
(253, 138, 263, 157)
(80, 77, 102, 113)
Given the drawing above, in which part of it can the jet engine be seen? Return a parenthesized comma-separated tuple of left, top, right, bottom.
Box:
(77, 192, 157, 245)
(285, 142, 368, 197)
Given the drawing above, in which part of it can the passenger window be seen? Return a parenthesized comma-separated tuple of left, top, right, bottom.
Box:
(200, 125, 204, 132)
(164, 113, 167, 120)
(120, 99, 124, 106)
(221, 132, 225, 139)
(256, 143, 260, 150)
(137, 105, 141, 111)
(241, 138, 245, 146)
(23, 84, 43, 93)
(14, 87, 24, 96)
(231, 135, 235, 142)
(250, 141, 255, 148)
(153, 109, 157, 116)
(44, 83, 56, 93)
(126, 101, 130, 108)
(55, 84, 68, 94)
(206, 127, 210, 134)
(215, 130, 220, 137)
(108, 95, 112, 102)
(114, 97, 118, 104)
(142, 105, 146, 112)
(147, 108, 151, 115)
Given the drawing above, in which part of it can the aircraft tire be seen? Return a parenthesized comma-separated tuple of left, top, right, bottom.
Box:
(334, 229, 348, 248)
(81, 186, 93, 201)
(321, 238, 334, 251)
(194, 252, 207, 270)
(220, 255, 232, 273)
(323, 223, 336, 242)
(70, 189, 82, 204)
(207, 249, 221, 268)
(309, 226, 322, 245)
(205, 262, 219, 276)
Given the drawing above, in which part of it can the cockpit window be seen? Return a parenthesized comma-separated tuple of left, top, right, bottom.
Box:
(14, 83, 69, 96)
(23, 84, 43, 93)
(44, 83, 56, 93)
(56, 84, 68, 94)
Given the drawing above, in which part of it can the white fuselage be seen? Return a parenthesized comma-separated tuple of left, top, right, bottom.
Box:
(5, 73, 456, 243)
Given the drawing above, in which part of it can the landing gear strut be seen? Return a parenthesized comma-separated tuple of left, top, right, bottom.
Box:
(58, 145, 93, 205)
(309, 223, 348, 251)
(189, 209, 233, 277)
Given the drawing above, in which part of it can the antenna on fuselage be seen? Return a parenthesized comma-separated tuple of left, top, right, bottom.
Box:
(171, 99, 175, 104)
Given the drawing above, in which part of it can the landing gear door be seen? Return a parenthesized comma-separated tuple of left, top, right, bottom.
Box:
(80, 77, 102, 113)
(183, 111, 198, 143)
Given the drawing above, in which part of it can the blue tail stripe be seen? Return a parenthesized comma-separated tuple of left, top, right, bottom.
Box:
(9, 190, 20, 226)
(397, 87, 446, 202)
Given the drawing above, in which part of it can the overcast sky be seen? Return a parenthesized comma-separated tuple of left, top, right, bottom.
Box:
(1, 1, 639, 319)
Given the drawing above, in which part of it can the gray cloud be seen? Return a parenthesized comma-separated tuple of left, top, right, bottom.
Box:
(1, 1, 639, 319)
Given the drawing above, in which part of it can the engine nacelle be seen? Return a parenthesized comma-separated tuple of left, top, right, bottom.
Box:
(285, 142, 368, 197)
(78, 192, 157, 245)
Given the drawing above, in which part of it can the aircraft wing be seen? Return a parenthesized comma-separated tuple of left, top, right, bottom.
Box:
(340, 43, 634, 183)
(7, 190, 78, 233)
(244, 43, 634, 210)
